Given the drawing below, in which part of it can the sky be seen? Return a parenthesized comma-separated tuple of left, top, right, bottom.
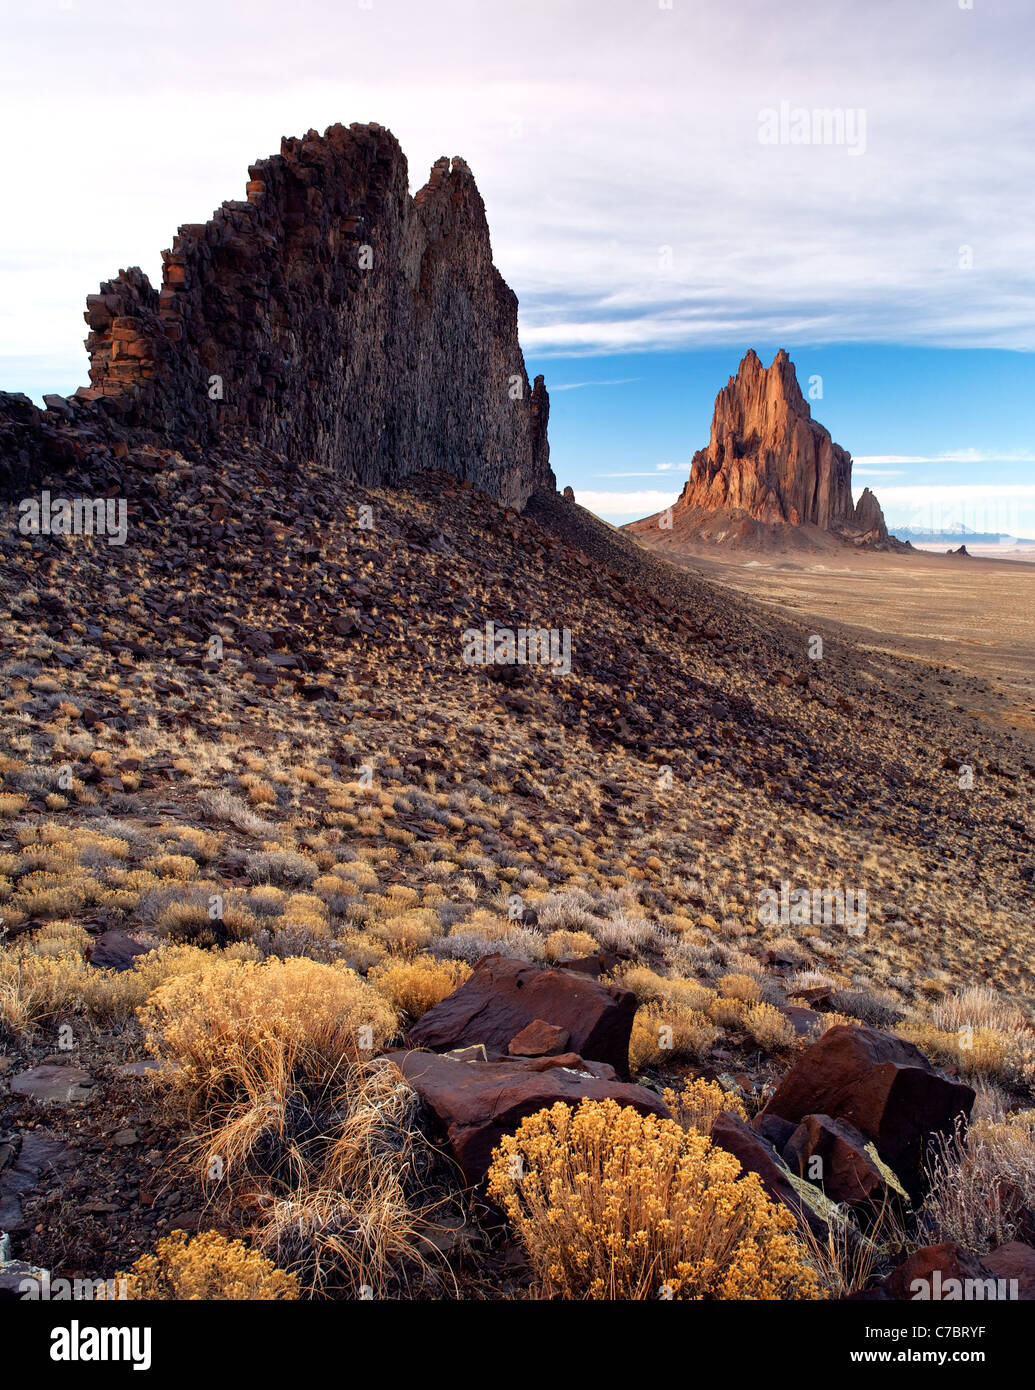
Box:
(1, 0, 1032, 531)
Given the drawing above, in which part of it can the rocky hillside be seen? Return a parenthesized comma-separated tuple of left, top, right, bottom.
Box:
(626, 349, 899, 553)
(0, 427, 1033, 1300)
(1, 123, 553, 511)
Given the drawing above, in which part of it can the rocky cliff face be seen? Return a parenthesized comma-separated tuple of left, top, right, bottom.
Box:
(679, 349, 860, 531)
(626, 349, 896, 552)
(3, 123, 552, 510)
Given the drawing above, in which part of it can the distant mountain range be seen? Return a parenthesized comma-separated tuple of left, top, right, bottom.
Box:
(894, 525, 1035, 545)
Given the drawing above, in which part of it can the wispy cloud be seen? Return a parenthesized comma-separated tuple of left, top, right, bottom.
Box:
(595, 462, 689, 478)
(855, 450, 1035, 466)
(1, 0, 1033, 401)
(550, 377, 640, 391)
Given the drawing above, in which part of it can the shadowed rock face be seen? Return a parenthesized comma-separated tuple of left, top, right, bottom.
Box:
(679, 349, 862, 530)
(74, 122, 552, 510)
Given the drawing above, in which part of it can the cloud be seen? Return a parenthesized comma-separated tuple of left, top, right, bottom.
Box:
(549, 377, 640, 391)
(572, 489, 680, 521)
(2, 0, 1033, 401)
(595, 462, 689, 478)
(854, 451, 1035, 466)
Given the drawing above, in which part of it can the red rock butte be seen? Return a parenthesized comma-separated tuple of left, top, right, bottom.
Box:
(627, 349, 898, 553)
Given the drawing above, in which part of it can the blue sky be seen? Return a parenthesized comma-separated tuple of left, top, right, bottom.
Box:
(1, 0, 1032, 530)
(528, 345, 1035, 534)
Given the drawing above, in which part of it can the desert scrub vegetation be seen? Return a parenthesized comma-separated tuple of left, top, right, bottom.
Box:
(0, 923, 218, 1035)
(897, 985, 1035, 1087)
(251, 1059, 449, 1298)
(662, 1076, 748, 1134)
(369, 954, 471, 1023)
(108, 1230, 298, 1300)
(923, 1111, 1035, 1253)
(139, 955, 397, 1126)
(628, 1001, 720, 1071)
(141, 953, 444, 1297)
(488, 1099, 823, 1300)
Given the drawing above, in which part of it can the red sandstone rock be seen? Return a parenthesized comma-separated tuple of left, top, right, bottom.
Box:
(710, 1111, 831, 1240)
(626, 349, 897, 552)
(982, 1242, 1035, 1300)
(405, 953, 637, 1079)
(782, 1112, 899, 1206)
(507, 1019, 570, 1057)
(390, 1048, 668, 1185)
(761, 1024, 974, 1198)
(880, 1243, 996, 1300)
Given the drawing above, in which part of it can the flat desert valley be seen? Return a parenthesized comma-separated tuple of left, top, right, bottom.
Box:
(658, 546, 1035, 742)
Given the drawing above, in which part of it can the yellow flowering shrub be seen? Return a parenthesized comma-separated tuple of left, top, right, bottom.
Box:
(628, 1001, 719, 1070)
(111, 1230, 297, 1300)
(663, 1076, 748, 1134)
(368, 954, 471, 1021)
(488, 1099, 823, 1300)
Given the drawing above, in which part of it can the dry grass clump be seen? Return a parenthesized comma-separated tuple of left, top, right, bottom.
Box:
(139, 955, 397, 1122)
(368, 954, 471, 1023)
(717, 972, 763, 1004)
(898, 986, 1035, 1085)
(628, 1002, 720, 1071)
(108, 1230, 298, 1300)
(488, 1099, 823, 1300)
(663, 1076, 748, 1134)
(593, 912, 667, 956)
(245, 849, 318, 887)
(251, 1060, 447, 1299)
(196, 788, 275, 836)
(366, 906, 441, 954)
(542, 929, 599, 961)
(923, 1112, 1035, 1253)
(141, 853, 199, 880)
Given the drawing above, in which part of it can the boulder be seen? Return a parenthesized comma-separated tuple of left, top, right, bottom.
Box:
(390, 1048, 668, 1185)
(87, 929, 151, 972)
(760, 1024, 974, 1197)
(405, 954, 637, 1078)
(880, 1243, 998, 1301)
(982, 1242, 1035, 1300)
(710, 1111, 834, 1241)
(782, 1112, 906, 1206)
(507, 1019, 570, 1057)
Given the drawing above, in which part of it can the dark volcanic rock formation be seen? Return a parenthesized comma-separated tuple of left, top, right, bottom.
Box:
(2, 123, 552, 509)
(626, 349, 901, 552)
